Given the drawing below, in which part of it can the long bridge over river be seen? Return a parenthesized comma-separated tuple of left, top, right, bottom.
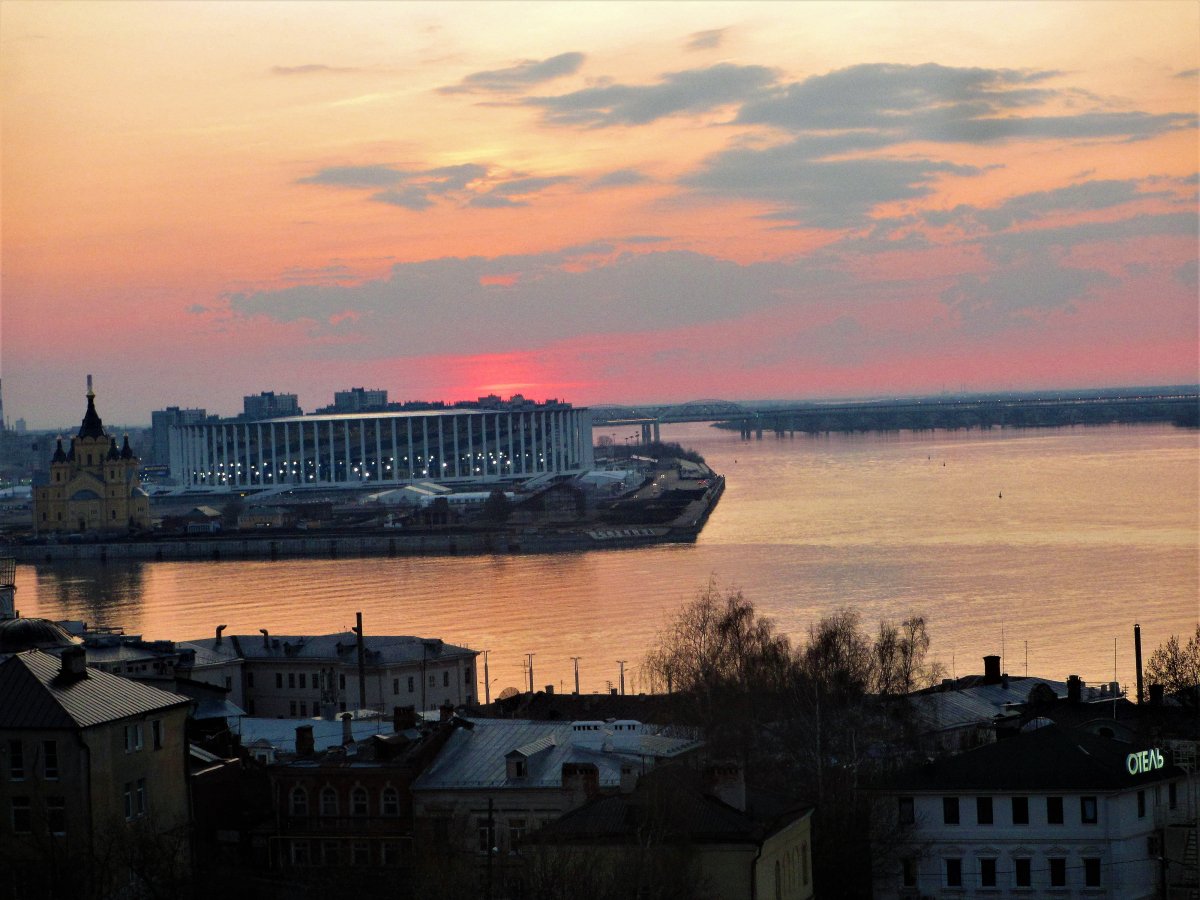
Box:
(590, 390, 1199, 442)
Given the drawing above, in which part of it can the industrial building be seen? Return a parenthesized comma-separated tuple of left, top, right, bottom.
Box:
(169, 404, 594, 491)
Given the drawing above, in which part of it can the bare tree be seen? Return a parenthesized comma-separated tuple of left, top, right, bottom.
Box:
(1146, 624, 1200, 710)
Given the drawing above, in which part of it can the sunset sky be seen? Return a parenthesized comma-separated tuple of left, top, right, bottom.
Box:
(3, 1, 1197, 428)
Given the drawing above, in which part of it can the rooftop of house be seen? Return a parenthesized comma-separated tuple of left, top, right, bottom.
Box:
(887, 724, 1185, 793)
(0, 649, 191, 730)
(179, 631, 476, 667)
(412, 717, 703, 792)
(534, 765, 810, 846)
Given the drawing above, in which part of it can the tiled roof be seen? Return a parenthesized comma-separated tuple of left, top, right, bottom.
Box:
(0, 650, 191, 730)
(412, 718, 702, 791)
(181, 632, 475, 666)
(888, 724, 1185, 793)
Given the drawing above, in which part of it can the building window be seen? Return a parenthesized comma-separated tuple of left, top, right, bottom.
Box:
(408, 676, 415, 693)
(11, 797, 31, 834)
(1137, 789, 1146, 818)
(123, 782, 134, 820)
(339, 674, 346, 689)
(944, 857, 962, 888)
(320, 786, 338, 817)
(299, 673, 307, 689)
(775, 860, 782, 900)
(135, 778, 146, 816)
(976, 796, 993, 825)
(288, 673, 296, 689)
(1083, 857, 1101, 887)
(289, 786, 309, 816)
(290, 840, 311, 866)
(1049, 857, 1066, 887)
(351, 842, 370, 866)
(509, 818, 526, 848)
(152, 720, 163, 751)
(443, 671, 450, 687)
(381, 841, 401, 866)
(393, 678, 400, 695)
(979, 857, 997, 888)
(898, 796, 915, 824)
(299, 702, 307, 716)
(1081, 796, 1097, 824)
(1012, 796, 1029, 824)
(478, 818, 492, 852)
(224, 675, 232, 690)
(289, 701, 297, 716)
(276, 672, 283, 689)
(247, 672, 254, 688)
(321, 839, 340, 866)
(381, 787, 400, 816)
(943, 796, 960, 825)
(801, 843, 809, 885)
(1047, 795, 1064, 824)
(124, 723, 143, 753)
(41, 741, 59, 780)
(47, 797, 66, 835)
(351, 786, 368, 816)
(8, 740, 23, 781)
(901, 857, 916, 887)
(1014, 857, 1032, 887)
(428, 674, 435, 687)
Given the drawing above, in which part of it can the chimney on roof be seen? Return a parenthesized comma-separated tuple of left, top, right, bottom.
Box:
(561, 763, 600, 805)
(393, 705, 417, 732)
(545, 684, 554, 695)
(1134, 624, 1144, 705)
(340, 712, 353, 745)
(703, 762, 747, 812)
(1001, 672, 1009, 690)
(1067, 675, 1082, 704)
(983, 655, 1001, 683)
(215, 624, 227, 644)
(260, 628, 269, 649)
(295, 724, 314, 757)
(58, 646, 88, 681)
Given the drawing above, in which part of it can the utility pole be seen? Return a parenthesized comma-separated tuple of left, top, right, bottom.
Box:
(570, 656, 581, 695)
(482, 650, 491, 706)
(525, 653, 535, 694)
(617, 660, 626, 696)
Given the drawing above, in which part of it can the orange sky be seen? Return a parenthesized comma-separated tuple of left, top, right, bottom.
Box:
(2, 1, 1197, 427)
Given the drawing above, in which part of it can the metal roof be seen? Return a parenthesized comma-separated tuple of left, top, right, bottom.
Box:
(181, 631, 475, 666)
(412, 718, 703, 792)
(0, 650, 191, 730)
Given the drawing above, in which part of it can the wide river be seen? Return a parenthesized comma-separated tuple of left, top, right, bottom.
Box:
(13, 423, 1199, 700)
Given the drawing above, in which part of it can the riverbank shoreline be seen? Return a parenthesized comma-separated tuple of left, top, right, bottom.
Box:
(6, 476, 724, 563)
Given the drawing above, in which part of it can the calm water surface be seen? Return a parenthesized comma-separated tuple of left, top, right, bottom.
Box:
(15, 423, 1199, 698)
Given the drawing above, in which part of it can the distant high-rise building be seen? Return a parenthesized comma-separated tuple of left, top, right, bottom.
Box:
(242, 391, 301, 420)
(332, 387, 388, 413)
(150, 406, 207, 468)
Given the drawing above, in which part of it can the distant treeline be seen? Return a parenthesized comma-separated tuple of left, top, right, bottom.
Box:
(715, 393, 1199, 435)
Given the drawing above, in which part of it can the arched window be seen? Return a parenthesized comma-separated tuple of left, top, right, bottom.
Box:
(289, 786, 308, 816)
(351, 786, 368, 816)
(320, 786, 338, 817)
(381, 786, 400, 816)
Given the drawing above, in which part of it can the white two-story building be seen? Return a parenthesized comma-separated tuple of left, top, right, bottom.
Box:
(873, 724, 1189, 898)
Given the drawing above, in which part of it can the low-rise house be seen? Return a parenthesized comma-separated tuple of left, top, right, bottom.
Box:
(410, 717, 703, 866)
(531, 763, 815, 900)
(0, 648, 192, 898)
(179, 626, 478, 717)
(872, 723, 1190, 899)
